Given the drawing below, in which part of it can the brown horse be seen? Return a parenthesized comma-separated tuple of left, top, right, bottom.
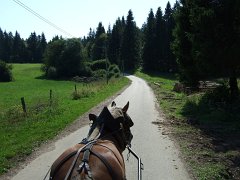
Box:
(49, 101, 134, 180)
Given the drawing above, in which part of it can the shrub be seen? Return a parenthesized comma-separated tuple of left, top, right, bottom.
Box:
(92, 69, 106, 78)
(109, 64, 120, 78)
(202, 85, 230, 105)
(0, 60, 13, 82)
(90, 59, 110, 71)
(47, 66, 57, 79)
(72, 88, 95, 100)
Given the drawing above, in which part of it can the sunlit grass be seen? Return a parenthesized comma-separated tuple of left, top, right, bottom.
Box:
(0, 64, 130, 174)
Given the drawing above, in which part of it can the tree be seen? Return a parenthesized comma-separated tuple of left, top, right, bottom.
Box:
(59, 39, 84, 77)
(12, 31, 26, 62)
(26, 32, 38, 62)
(43, 39, 65, 78)
(0, 28, 4, 60)
(43, 38, 85, 78)
(108, 17, 125, 67)
(92, 23, 107, 60)
(173, 0, 240, 96)
(95, 22, 105, 39)
(155, 7, 166, 71)
(164, 2, 177, 72)
(38, 33, 47, 61)
(120, 10, 141, 71)
(189, 0, 240, 97)
(142, 9, 157, 71)
(2, 31, 13, 62)
(172, 0, 200, 87)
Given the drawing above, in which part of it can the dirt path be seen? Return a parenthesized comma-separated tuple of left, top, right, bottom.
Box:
(3, 75, 191, 180)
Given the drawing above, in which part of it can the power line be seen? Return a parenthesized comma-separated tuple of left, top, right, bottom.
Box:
(12, 0, 75, 38)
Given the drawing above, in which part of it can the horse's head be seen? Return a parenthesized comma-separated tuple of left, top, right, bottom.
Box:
(88, 101, 134, 151)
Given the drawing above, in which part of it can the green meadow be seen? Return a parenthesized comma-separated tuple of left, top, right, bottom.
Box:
(0, 64, 129, 174)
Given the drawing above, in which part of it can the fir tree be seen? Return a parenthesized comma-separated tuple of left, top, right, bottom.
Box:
(120, 10, 141, 71)
(142, 9, 156, 71)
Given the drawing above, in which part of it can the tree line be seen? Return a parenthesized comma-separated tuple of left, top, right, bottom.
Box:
(0, 30, 47, 63)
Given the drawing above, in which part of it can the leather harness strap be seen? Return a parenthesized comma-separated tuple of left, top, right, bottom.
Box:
(50, 140, 122, 180)
(95, 143, 123, 167)
(49, 150, 78, 179)
(76, 143, 94, 179)
(91, 150, 119, 180)
(76, 141, 121, 180)
(63, 140, 95, 180)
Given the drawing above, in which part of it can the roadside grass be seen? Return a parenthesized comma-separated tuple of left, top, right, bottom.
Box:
(136, 71, 240, 180)
(0, 64, 130, 174)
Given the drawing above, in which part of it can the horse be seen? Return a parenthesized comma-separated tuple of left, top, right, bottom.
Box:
(48, 101, 134, 180)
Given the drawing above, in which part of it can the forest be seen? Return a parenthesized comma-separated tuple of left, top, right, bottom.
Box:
(0, 0, 240, 97)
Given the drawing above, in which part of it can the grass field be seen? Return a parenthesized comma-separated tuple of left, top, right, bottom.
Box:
(136, 71, 240, 180)
(0, 64, 129, 174)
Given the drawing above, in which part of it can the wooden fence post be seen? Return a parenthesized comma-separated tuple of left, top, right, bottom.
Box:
(21, 97, 26, 113)
(49, 89, 52, 105)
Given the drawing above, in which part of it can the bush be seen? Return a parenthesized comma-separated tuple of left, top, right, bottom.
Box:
(47, 66, 57, 79)
(90, 59, 110, 71)
(92, 69, 106, 78)
(109, 64, 120, 78)
(202, 85, 230, 105)
(0, 60, 13, 82)
(72, 88, 95, 100)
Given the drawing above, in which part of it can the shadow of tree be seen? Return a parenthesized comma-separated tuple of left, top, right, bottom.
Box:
(180, 86, 240, 177)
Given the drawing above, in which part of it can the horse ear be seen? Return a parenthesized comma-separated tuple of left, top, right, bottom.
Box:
(111, 101, 116, 107)
(89, 114, 97, 122)
(122, 101, 129, 113)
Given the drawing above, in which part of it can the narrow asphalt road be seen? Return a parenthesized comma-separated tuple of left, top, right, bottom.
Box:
(11, 75, 191, 180)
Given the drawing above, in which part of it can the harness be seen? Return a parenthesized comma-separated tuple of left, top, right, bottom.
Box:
(49, 137, 126, 180)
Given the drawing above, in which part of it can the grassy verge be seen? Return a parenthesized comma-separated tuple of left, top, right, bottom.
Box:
(0, 64, 130, 174)
(136, 71, 240, 180)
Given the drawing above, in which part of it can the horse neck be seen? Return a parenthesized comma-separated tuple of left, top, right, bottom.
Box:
(100, 129, 125, 153)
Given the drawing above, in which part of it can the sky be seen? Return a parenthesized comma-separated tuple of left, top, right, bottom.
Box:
(1, 0, 176, 41)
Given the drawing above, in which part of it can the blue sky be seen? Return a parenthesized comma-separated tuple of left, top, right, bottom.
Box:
(1, 0, 176, 41)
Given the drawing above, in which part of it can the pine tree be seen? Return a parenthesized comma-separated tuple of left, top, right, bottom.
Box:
(95, 22, 105, 38)
(12, 31, 23, 62)
(155, 7, 166, 71)
(163, 2, 176, 72)
(108, 18, 125, 68)
(2, 31, 13, 62)
(27, 32, 38, 62)
(142, 9, 156, 71)
(0, 28, 4, 60)
(189, 0, 240, 97)
(172, 0, 200, 87)
(37, 33, 47, 62)
(92, 23, 107, 60)
(120, 10, 141, 71)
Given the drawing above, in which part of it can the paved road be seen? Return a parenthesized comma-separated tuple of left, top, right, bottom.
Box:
(11, 75, 190, 180)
